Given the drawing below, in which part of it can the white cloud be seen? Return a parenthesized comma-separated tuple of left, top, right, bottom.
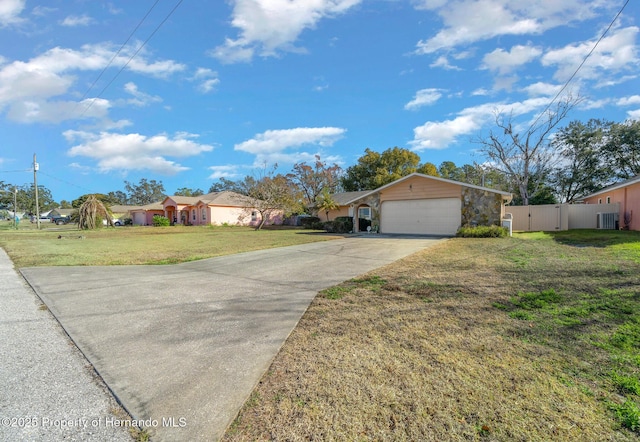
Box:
(208, 164, 241, 179)
(0, 0, 25, 26)
(627, 109, 640, 119)
(192, 68, 220, 93)
(210, 0, 362, 63)
(414, 0, 608, 54)
(618, 95, 640, 106)
(235, 127, 346, 165)
(471, 88, 490, 96)
(523, 82, 562, 97)
(542, 26, 639, 82)
(0, 44, 185, 123)
(122, 82, 162, 107)
(410, 97, 551, 150)
(60, 14, 93, 27)
(65, 131, 214, 174)
(32, 5, 56, 17)
(405, 88, 443, 110)
(430, 55, 461, 70)
(482, 44, 542, 74)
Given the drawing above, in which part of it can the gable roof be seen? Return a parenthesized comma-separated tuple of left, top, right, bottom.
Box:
(580, 175, 640, 200)
(336, 173, 512, 205)
(163, 191, 253, 208)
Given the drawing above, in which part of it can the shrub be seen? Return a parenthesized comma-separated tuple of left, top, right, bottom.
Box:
(456, 225, 508, 238)
(152, 215, 170, 227)
(333, 216, 353, 233)
(300, 216, 321, 229)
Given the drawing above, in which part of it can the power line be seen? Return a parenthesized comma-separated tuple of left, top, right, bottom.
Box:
(75, 0, 162, 108)
(80, 0, 185, 116)
(528, 0, 630, 130)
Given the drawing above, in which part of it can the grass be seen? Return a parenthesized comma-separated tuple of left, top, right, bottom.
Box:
(223, 230, 640, 441)
(0, 222, 337, 267)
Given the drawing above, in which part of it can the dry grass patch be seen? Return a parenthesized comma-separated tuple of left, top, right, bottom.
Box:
(0, 225, 336, 267)
(224, 232, 640, 441)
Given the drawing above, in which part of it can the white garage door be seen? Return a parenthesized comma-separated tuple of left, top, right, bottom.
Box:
(380, 198, 461, 235)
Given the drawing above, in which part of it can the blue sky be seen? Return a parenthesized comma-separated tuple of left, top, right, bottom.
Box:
(0, 0, 639, 203)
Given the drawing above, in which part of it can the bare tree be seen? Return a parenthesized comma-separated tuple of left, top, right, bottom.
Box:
(240, 166, 299, 230)
(475, 96, 580, 206)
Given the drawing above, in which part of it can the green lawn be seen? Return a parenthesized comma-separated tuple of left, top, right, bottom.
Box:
(224, 229, 640, 441)
(0, 223, 336, 267)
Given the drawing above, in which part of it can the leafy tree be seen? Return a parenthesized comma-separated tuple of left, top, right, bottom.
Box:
(288, 155, 342, 214)
(11, 184, 57, 214)
(72, 193, 120, 208)
(208, 177, 248, 195)
(316, 188, 339, 221)
(438, 161, 464, 181)
(475, 96, 579, 205)
(59, 200, 73, 209)
(603, 120, 640, 180)
(550, 119, 612, 203)
(417, 162, 439, 176)
(341, 147, 422, 191)
(107, 190, 128, 205)
(124, 178, 166, 205)
(174, 187, 204, 197)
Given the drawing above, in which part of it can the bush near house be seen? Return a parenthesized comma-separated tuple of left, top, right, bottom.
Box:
(152, 215, 170, 227)
(322, 216, 353, 234)
(299, 216, 321, 229)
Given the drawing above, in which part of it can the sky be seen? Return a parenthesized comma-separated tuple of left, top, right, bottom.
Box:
(0, 0, 639, 203)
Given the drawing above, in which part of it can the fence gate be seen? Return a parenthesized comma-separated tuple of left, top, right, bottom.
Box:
(508, 205, 565, 231)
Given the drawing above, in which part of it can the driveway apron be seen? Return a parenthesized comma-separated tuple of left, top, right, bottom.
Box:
(20, 236, 444, 441)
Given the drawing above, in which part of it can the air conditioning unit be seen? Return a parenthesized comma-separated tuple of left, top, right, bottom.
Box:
(597, 212, 618, 230)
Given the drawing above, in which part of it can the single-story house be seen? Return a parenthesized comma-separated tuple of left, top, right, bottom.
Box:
(129, 202, 164, 226)
(130, 191, 282, 227)
(580, 175, 640, 231)
(327, 173, 513, 236)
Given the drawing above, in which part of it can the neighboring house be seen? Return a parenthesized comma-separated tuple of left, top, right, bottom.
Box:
(580, 175, 640, 231)
(129, 202, 164, 226)
(130, 191, 281, 227)
(327, 173, 512, 236)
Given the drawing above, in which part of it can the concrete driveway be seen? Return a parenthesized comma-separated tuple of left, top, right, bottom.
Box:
(20, 235, 444, 441)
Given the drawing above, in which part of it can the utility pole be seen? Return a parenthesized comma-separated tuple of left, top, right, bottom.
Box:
(14, 187, 17, 229)
(33, 153, 40, 229)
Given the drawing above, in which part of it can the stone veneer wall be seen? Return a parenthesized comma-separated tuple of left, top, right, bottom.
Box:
(358, 193, 381, 231)
(461, 187, 502, 227)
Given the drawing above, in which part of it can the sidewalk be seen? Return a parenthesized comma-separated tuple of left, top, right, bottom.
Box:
(0, 248, 132, 442)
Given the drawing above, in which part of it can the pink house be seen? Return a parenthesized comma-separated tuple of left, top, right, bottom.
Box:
(581, 175, 640, 231)
(130, 191, 281, 227)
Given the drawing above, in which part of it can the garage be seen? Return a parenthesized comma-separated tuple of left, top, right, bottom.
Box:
(380, 198, 461, 235)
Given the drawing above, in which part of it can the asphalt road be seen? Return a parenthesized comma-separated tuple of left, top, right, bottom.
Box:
(20, 235, 445, 441)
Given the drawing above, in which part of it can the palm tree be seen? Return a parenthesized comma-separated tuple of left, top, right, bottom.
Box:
(78, 194, 115, 229)
(316, 189, 339, 221)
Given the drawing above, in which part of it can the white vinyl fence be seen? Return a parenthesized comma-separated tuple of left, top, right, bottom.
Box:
(506, 203, 620, 232)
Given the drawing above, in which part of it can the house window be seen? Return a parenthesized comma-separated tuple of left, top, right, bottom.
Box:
(358, 207, 371, 220)
(598, 198, 602, 204)
(606, 196, 611, 204)
(192, 209, 196, 221)
(251, 211, 258, 222)
(201, 208, 206, 221)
